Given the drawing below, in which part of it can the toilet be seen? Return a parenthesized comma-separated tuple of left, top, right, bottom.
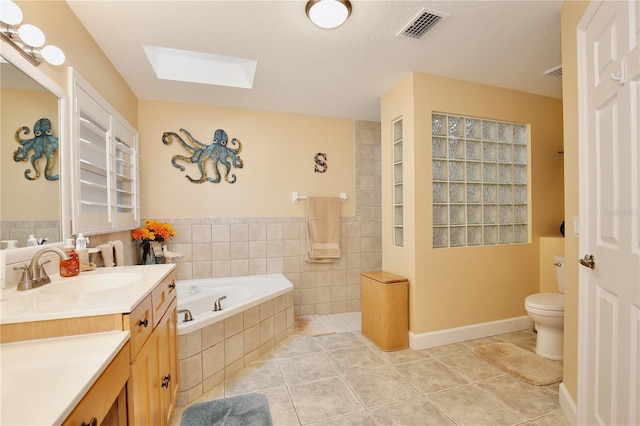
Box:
(525, 256, 565, 360)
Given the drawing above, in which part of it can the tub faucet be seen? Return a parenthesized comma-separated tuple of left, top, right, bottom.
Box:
(178, 309, 193, 322)
(213, 295, 227, 312)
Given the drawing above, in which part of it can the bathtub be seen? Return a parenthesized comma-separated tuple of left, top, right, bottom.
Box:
(176, 273, 294, 335)
(175, 274, 295, 406)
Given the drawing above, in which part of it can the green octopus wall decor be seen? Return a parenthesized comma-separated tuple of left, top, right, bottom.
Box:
(13, 117, 59, 181)
(162, 128, 243, 184)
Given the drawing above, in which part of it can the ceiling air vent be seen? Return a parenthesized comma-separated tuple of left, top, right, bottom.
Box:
(543, 65, 563, 77)
(397, 8, 447, 39)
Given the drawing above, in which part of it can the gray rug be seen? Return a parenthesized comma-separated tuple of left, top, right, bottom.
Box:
(473, 342, 563, 386)
(181, 393, 273, 426)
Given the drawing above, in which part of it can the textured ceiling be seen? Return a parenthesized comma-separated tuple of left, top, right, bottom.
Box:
(66, 0, 563, 121)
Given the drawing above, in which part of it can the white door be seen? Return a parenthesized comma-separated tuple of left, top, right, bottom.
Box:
(578, 0, 640, 425)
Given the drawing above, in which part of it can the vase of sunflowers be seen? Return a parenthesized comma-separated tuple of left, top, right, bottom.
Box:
(132, 220, 177, 265)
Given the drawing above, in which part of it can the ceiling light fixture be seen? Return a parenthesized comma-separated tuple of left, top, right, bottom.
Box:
(305, 0, 352, 29)
(0, 0, 65, 66)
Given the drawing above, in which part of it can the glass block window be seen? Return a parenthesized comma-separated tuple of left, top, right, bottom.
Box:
(432, 113, 529, 248)
(393, 118, 404, 247)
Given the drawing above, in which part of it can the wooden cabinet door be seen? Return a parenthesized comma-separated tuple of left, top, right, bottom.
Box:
(158, 298, 178, 425)
(101, 388, 127, 426)
(128, 332, 162, 426)
(63, 343, 129, 426)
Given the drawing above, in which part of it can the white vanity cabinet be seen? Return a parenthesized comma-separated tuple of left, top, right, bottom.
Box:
(70, 69, 139, 235)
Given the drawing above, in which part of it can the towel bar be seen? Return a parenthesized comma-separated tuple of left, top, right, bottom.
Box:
(292, 192, 347, 203)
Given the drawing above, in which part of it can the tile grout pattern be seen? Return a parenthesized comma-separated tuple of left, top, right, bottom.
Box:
(170, 320, 569, 426)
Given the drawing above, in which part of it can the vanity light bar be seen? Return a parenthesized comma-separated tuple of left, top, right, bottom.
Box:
(0, 0, 65, 66)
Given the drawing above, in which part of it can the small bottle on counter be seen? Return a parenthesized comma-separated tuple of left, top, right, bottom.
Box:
(75, 233, 88, 250)
(60, 238, 80, 277)
(27, 235, 38, 246)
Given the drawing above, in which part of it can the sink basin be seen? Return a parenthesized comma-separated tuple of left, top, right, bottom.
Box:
(39, 272, 142, 295)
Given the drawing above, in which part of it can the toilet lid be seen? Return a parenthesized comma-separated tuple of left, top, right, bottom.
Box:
(525, 293, 564, 311)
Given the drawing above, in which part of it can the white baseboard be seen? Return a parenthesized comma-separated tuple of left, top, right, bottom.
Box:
(559, 383, 578, 425)
(409, 316, 534, 350)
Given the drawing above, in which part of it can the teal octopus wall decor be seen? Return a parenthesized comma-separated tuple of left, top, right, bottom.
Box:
(162, 128, 243, 184)
(13, 118, 59, 181)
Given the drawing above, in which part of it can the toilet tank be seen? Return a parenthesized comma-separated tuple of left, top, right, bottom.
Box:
(554, 256, 565, 293)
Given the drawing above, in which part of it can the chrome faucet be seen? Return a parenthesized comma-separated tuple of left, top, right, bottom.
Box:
(15, 247, 70, 291)
(213, 295, 226, 312)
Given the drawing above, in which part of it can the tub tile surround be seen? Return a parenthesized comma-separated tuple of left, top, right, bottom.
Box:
(156, 120, 382, 316)
(177, 290, 295, 405)
(170, 327, 569, 425)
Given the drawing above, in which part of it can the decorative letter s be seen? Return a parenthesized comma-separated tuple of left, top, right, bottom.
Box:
(314, 153, 327, 173)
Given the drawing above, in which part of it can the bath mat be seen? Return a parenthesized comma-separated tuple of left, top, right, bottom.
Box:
(473, 342, 562, 386)
(181, 393, 273, 426)
(294, 315, 335, 336)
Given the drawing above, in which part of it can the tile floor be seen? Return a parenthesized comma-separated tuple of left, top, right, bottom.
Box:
(171, 313, 569, 425)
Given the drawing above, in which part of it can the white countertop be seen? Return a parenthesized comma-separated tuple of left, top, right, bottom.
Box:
(0, 264, 175, 324)
(0, 331, 130, 426)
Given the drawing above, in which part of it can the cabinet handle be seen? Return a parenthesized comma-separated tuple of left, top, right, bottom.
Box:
(161, 374, 171, 388)
(168, 282, 176, 290)
(138, 318, 149, 327)
(81, 418, 98, 426)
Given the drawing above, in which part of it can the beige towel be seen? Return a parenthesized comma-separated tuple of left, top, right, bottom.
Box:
(111, 240, 125, 266)
(97, 243, 114, 267)
(305, 196, 341, 263)
(77, 249, 96, 271)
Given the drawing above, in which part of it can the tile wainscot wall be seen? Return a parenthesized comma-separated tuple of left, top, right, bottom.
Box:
(177, 290, 295, 405)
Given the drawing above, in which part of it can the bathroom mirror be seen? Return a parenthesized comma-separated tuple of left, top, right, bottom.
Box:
(0, 46, 68, 249)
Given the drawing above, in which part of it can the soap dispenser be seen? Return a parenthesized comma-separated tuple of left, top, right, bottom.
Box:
(60, 239, 80, 277)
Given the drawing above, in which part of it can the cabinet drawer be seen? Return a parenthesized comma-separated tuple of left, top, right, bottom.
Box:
(152, 271, 177, 328)
(63, 342, 130, 426)
(125, 295, 153, 360)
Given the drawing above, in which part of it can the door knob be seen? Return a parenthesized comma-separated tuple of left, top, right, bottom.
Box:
(579, 254, 596, 269)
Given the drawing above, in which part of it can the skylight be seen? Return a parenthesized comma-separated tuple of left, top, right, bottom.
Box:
(143, 45, 257, 89)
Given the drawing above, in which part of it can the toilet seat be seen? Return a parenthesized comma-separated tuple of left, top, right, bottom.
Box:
(525, 293, 564, 311)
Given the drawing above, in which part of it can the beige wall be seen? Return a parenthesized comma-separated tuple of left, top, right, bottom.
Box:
(560, 0, 590, 406)
(1, 89, 59, 220)
(138, 101, 355, 218)
(380, 76, 416, 294)
(539, 237, 565, 293)
(382, 72, 564, 334)
(15, 1, 138, 126)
